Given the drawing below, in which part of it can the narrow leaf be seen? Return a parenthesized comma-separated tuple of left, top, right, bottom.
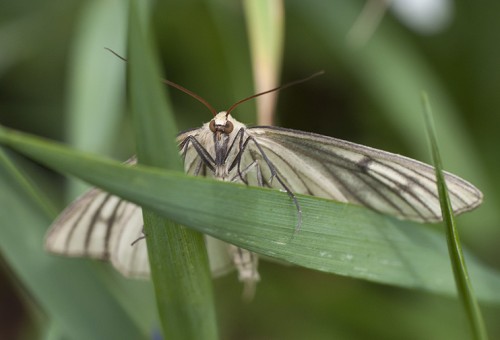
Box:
(422, 93, 489, 339)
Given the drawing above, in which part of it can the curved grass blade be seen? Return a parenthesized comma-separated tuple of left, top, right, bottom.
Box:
(422, 93, 488, 340)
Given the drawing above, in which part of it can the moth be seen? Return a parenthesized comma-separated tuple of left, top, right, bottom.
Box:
(45, 80, 483, 297)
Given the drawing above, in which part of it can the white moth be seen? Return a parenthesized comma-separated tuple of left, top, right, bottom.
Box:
(45, 82, 483, 297)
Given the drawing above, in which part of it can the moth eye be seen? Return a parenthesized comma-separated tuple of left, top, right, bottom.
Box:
(225, 121, 234, 133)
(209, 120, 216, 132)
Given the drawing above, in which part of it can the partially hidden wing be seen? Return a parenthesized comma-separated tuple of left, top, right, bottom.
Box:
(45, 152, 235, 279)
(45, 187, 150, 278)
(245, 126, 483, 223)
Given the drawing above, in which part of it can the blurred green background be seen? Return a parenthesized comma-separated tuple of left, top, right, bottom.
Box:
(1, 0, 500, 339)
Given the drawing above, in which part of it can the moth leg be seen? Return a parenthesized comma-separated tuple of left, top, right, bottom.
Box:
(130, 226, 146, 246)
(229, 159, 265, 187)
(230, 134, 303, 231)
(180, 135, 217, 173)
(223, 128, 248, 183)
(192, 158, 206, 176)
(223, 127, 246, 162)
(229, 135, 278, 185)
(228, 245, 260, 301)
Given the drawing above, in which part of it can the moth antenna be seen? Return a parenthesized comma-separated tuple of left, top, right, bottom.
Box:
(225, 70, 325, 117)
(104, 47, 218, 116)
(161, 79, 218, 117)
(104, 47, 128, 62)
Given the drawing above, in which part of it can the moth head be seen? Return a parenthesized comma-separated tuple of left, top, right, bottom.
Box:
(209, 111, 234, 135)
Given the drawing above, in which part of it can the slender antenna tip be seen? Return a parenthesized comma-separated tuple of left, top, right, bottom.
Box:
(226, 71, 325, 115)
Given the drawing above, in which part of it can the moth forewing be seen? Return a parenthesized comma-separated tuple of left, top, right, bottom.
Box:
(44, 188, 123, 259)
(45, 187, 238, 280)
(109, 203, 149, 278)
(246, 126, 482, 222)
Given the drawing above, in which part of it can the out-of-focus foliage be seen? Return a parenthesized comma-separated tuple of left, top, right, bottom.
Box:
(1, 0, 499, 339)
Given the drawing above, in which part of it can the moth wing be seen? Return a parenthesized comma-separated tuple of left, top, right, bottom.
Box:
(245, 126, 483, 222)
(45, 151, 234, 279)
(45, 187, 150, 278)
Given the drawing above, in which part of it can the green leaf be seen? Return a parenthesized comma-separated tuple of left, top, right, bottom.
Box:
(127, 2, 218, 339)
(422, 93, 489, 340)
(1, 125, 500, 304)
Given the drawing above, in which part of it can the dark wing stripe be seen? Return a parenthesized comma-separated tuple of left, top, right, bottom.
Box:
(63, 190, 105, 253)
(84, 193, 112, 255)
(361, 159, 440, 218)
(103, 198, 127, 260)
(392, 162, 469, 206)
(109, 202, 142, 275)
(338, 165, 417, 217)
(61, 193, 93, 253)
(365, 162, 439, 220)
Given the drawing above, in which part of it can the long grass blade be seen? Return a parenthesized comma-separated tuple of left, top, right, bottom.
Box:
(422, 92, 489, 340)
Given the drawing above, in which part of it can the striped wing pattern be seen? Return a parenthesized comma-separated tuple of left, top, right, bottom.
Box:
(45, 155, 235, 279)
(45, 188, 150, 278)
(246, 126, 482, 222)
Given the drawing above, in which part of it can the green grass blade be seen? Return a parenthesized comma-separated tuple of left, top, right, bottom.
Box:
(1, 125, 500, 304)
(0, 147, 148, 340)
(422, 93, 489, 340)
(127, 2, 218, 339)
